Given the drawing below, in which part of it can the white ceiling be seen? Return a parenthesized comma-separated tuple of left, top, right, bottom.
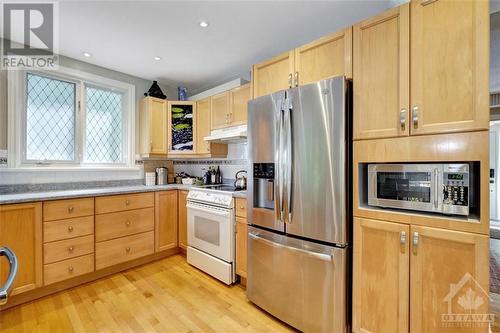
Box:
(53, 0, 408, 95)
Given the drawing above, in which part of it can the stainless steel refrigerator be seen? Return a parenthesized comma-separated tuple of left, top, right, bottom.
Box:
(247, 76, 351, 333)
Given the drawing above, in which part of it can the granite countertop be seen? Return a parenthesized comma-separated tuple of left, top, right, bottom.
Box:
(0, 184, 246, 204)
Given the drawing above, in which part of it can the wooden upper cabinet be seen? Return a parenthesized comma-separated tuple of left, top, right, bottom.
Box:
(410, 0, 489, 135)
(178, 190, 188, 250)
(196, 97, 211, 154)
(353, 4, 409, 140)
(352, 218, 409, 333)
(211, 91, 230, 130)
(0, 203, 42, 296)
(252, 50, 295, 98)
(295, 27, 353, 86)
(229, 83, 250, 126)
(140, 97, 167, 157)
(410, 226, 489, 333)
(155, 191, 178, 252)
(167, 101, 196, 155)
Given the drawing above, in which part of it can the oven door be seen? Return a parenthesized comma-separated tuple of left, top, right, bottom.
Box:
(187, 201, 235, 262)
(368, 164, 442, 213)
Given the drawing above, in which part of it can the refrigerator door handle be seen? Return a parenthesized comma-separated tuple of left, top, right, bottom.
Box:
(0, 247, 18, 306)
(248, 232, 333, 262)
(285, 98, 293, 223)
(275, 99, 285, 223)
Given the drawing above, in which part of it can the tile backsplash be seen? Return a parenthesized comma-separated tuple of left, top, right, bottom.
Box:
(173, 143, 248, 180)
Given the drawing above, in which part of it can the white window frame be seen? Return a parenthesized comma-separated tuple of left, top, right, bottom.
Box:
(7, 66, 136, 170)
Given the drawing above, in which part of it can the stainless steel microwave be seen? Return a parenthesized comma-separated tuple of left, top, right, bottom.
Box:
(368, 163, 471, 216)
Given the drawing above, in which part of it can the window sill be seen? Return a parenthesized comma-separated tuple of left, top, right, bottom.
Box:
(0, 166, 141, 173)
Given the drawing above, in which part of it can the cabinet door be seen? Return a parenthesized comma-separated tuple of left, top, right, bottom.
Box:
(410, 0, 489, 135)
(168, 101, 196, 154)
(178, 191, 188, 250)
(352, 217, 409, 333)
(155, 191, 178, 252)
(0, 203, 42, 296)
(235, 217, 247, 278)
(410, 226, 489, 333)
(211, 91, 229, 130)
(353, 4, 409, 140)
(229, 84, 250, 126)
(196, 98, 211, 154)
(140, 97, 167, 155)
(294, 27, 352, 86)
(252, 50, 294, 98)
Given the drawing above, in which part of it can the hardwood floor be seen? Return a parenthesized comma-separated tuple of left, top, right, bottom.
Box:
(0, 254, 296, 333)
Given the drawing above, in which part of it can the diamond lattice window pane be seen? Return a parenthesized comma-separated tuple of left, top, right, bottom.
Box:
(25, 73, 76, 161)
(85, 86, 123, 163)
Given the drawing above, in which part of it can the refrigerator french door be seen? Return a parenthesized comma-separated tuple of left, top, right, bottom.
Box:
(247, 76, 350, 333)
(0, 247, 18, 305)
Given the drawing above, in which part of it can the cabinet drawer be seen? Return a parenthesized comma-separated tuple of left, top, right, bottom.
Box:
(95, 208, 154, 242)
(95, 231, 154, 270)
(95, 193, 154, 214)
(43, 216, 94, 242)
(44, 235, 94, 264)
(43, 198, 94, 221)
(44, 254, 94, 285)
(235, 198, 247, 218)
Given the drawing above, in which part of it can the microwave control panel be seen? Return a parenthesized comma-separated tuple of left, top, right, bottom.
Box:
(442, 171, 469, 213)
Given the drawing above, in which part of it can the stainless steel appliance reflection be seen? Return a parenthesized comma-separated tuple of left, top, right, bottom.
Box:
(247, 76, 351, 332)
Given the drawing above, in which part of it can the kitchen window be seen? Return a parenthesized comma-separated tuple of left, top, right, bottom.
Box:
(8, 68, 135, 169)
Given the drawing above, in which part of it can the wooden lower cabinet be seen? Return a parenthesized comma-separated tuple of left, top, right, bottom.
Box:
(352, 217, 409, 333)
(410, 225, 489, 333)
(235, 217, 247, 278)
(155, 191, 178, 252)
(44, 254, 94, 285)
(178, 190, 189, 250)
(0, 203, 42, 296)
(353, 218, 490, 333)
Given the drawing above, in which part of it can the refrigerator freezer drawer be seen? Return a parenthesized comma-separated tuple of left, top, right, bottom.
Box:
(247, 226, 347, 333)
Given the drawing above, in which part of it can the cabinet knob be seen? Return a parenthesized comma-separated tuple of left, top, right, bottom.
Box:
(125, 247, 131, 253)
(240, 206, 245, 209)
(68, 266, 74, 273)
(68, 246, 74, 252)
(125, 200, 131, 206)
(68, 226, 74, 232)
(68, 206, 74, 213)
(125, 220, 131, 227)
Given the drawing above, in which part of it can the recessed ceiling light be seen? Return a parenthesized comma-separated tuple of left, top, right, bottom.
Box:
(154, 56, 161, 61)
(199, 21, 209, 28)
(82, 52, 92, 58)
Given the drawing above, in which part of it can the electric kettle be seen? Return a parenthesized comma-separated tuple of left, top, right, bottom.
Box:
(234, 170, 247, 190)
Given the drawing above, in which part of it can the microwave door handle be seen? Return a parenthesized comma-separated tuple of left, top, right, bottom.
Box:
(0, 247, 18, 306)
(434, 169, 440, 209)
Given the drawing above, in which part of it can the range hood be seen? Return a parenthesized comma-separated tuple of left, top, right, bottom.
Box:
(204, 125, 247, 143)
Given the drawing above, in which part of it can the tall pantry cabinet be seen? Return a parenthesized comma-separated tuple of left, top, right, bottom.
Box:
(352, 1, 490, 333)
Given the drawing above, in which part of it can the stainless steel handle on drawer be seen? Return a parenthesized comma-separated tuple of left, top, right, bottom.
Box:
(400, 231, 407, 245)
(249, 232, 332, 262)
(400, 109, 406, 131)
(0, 247, 18, 306)
(412, 106, 419, 129)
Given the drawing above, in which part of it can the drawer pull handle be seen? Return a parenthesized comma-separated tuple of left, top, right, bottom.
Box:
(68, 246, 74, 252)
(125, 247, 131, 253)
(125, 220, 131, 227)
(68, 226, 74, 232)
(68, 266, 74, 273)
(125, 200, 131, 206)
(68, 206, 74, 213)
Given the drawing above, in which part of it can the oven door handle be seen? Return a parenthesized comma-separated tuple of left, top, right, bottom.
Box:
(186, 203, 231, 217)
